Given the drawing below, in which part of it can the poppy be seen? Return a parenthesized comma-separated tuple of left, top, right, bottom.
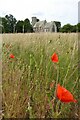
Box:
(56, 84, 77, 103)
(10, 54, 15, 58)
(51, 53, 58, 63)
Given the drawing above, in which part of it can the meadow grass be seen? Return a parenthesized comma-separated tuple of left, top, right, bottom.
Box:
(2, 33, 79, 118)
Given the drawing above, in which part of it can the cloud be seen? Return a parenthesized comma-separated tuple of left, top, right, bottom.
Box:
(0, 0, 79, 26)
(32, 12, 44, 17)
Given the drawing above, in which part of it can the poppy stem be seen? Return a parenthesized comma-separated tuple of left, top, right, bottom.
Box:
(62, 62, 71, 86)
(54, 64, 59, 98)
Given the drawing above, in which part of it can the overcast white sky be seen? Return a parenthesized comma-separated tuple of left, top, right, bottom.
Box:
(0, 0, 79, 26)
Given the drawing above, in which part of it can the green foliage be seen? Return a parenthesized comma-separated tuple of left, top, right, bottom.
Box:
(59, 24, 78, 33)
(70, 25, 77, 32)
(55, 21, 61, 32)
(1, 14, 17, 33)
(77, 23, 80, 32)
(1, 14, 33, 33)
(24, 18, 33, 33)
(0, 17, 2, 33)
(5, 14, 17, 33)
(16, 20, 24, 33)
(16, 19, 33, 33)
(60, 24, 73, 33)
(2, 17, 9, 33)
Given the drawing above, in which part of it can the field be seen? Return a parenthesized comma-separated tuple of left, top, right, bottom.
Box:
(1, 33, 79, 118)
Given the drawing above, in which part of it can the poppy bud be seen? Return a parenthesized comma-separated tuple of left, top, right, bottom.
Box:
(10, 54, 15, 58)
(51, 53, 58, 63)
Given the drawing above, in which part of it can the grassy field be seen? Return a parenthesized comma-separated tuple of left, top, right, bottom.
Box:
(2, 33, 79, 118)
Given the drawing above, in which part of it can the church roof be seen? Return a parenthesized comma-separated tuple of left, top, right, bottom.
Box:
(33, 20, 57, 29)
(33, 20, 47, 28)
(44, 21, 56, 28)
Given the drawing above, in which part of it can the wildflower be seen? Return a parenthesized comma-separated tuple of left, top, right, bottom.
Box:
(10, 54, 15, 58)
(56, 84, 77, 103)
(51, 53, 58, 63)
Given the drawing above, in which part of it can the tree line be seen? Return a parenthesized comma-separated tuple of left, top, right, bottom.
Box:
(60, 23, 80, 33)
(0, 14, 80, 33)
(0, 14, 33, 33)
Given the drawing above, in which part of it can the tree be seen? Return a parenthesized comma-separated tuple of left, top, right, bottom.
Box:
(60, 24, 77, 33)
(37, 18, 39, 22)
(16, 20, 24, 33)
(2, 17, 9, 33)
(55, 21, 61, 32)
(5, 14, 17, 33)
(60, 24, 73, 33)
(71, 25, 77, 32)
(0, 17, 2, 33)
(16, 19, 33, 33)
(77, 23, 80, 32)
(24, 18, 33, 33)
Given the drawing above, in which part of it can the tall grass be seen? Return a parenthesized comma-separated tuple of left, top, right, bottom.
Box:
(2, 33, 79, 118)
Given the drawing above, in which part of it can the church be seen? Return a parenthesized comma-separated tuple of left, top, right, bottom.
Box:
(32, 17, 61, 32)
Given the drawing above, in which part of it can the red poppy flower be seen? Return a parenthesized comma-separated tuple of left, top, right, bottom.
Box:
(56, 84, 77, 103)
(51, 53, 58, 63)
(10, 54, 15, 58)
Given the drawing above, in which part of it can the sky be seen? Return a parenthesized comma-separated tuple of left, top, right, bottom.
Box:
(0, 0, 79, 26)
